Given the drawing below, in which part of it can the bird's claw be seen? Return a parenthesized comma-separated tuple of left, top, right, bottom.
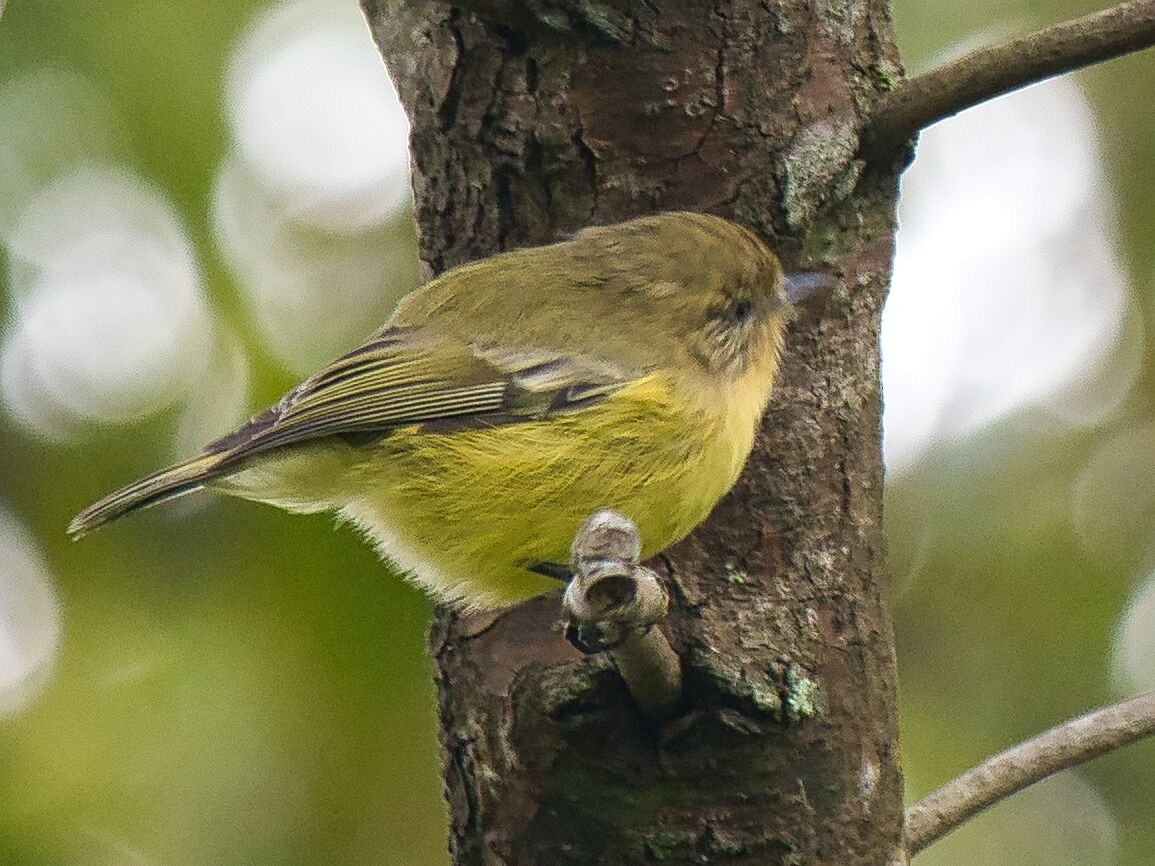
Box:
(562, 510, 668, 655)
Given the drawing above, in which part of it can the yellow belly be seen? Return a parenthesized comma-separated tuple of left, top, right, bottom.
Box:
(338, 372, 764, 609)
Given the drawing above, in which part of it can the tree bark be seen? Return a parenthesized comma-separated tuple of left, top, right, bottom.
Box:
(361, 2, 906, 863)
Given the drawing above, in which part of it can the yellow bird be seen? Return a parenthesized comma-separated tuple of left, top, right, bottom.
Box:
(69, 212, 823, 610)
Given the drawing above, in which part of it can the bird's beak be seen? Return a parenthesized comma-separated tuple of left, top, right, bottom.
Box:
(783, 271, 837, 305)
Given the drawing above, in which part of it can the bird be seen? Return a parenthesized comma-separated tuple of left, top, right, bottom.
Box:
(69, 211, 824, 610)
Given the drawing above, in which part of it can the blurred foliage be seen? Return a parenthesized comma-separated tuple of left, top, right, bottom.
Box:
(0, 1, 1153, 864)
(890, 3, 1155, 864)
(0, 2, 442, 864)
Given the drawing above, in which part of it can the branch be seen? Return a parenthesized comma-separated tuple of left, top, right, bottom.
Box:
(561, 510, 683, 720)
(905, 691, 1155, 855)
(863, 0, 1155, 159)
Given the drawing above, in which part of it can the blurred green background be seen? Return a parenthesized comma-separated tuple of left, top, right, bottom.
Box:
(1, 1, 1153, 864)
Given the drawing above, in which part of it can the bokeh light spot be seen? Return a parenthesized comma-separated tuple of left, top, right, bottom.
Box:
(0, 66, 129, 239)
(1111, 570, 1155, 695)
(0, 510, 62, 718)
(226, 0, 412, 232)
(1072, 422, 1155, 574)
(213, 157, 417, 376)
(883, 74, 1140, 476)
(1, 166, 215, 439)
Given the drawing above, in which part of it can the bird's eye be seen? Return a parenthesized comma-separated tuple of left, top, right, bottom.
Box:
(731, 299, 754, 321)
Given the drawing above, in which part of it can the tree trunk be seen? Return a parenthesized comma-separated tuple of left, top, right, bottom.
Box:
(361, 2, 906, 863)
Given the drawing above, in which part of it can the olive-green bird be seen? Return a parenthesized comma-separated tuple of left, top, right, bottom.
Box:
(70, 211, 823, 610)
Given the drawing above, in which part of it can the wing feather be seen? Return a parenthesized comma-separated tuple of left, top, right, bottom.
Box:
(209, 329, 634, 463)
(68, 328, 635, 538)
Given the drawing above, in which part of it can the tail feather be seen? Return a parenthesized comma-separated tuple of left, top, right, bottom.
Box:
(67, 452, 229, 539)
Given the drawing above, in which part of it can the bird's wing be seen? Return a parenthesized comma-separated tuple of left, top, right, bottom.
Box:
(67, 328, 636, 538)
(206, 328, 633, 462)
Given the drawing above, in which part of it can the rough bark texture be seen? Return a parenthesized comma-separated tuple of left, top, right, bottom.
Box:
(361, 2, 906, 863)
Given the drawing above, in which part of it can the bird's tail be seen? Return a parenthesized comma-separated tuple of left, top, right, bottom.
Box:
(67, 452, 231, 539)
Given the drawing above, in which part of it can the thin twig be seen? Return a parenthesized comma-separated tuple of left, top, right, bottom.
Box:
(607, 625, 683, 720)
(863, 0, 1155, 159)
(905, 691, 1155, 855)
(562, 510, 684, 720)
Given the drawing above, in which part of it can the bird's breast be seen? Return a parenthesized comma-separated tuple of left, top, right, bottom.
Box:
(338, 368, 774, 609)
